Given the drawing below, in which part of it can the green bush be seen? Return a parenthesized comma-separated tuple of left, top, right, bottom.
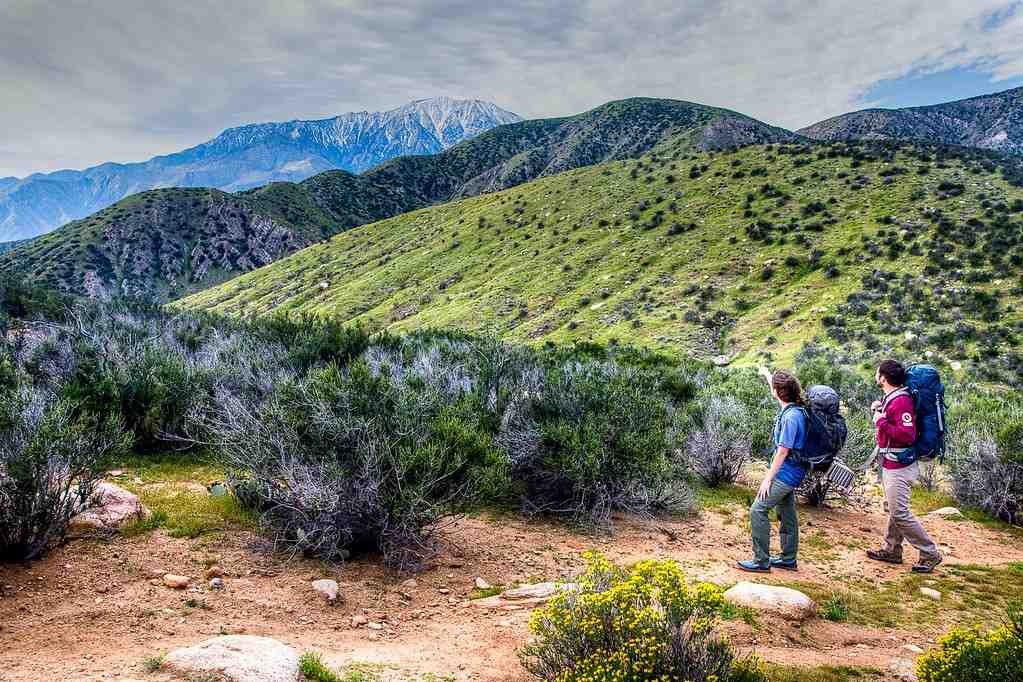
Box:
(520, 552, 766, 682)
(507, 360, 693, 528)
(0, 387, 130, 561)
(916, 602, 1023, 682)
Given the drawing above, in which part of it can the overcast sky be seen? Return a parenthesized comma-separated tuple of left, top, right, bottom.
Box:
(3, 0, 1023, 178)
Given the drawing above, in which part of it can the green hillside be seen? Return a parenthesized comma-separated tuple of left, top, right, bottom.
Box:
(2, 98, 797, 301)
(179, 139, 1023, 381)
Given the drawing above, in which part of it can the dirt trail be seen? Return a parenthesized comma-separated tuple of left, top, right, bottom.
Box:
(2, 488, 1021, 681)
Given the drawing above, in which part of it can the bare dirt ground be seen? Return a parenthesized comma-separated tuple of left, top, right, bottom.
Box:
(2, 479, 1022, 682)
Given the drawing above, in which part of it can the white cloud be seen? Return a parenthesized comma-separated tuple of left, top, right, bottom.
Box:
(1, 0, 1021, 177)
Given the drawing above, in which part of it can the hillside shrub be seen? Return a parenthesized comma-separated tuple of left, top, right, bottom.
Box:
(213, 344, 509, 571)
(0, 387, 130, 561)
(916, 602, 1023, 682)
(685, 396, 753, 486)
(502, 359, 693, 529)
(519, 552, 766, 682)
(947, 388, 1023, 525)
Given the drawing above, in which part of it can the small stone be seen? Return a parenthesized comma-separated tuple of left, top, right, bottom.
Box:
(474, 577, 492, 590)
(205, 566, 225, 579)
(438, 588, 451, 595)
(311, 579, 339, 603)
(367, 622, 384, 630)
(163, 574, 190, 589)
(919, 587, 941, 601)
(351, 614, 368, 628)
(928, 507, 963, 519)
(712, 354, 732, 367)
(209, 578, 225, 590)
(400, 578, 418, 590)
(107, 469, 125, 477)
(902, 644, 925, 654)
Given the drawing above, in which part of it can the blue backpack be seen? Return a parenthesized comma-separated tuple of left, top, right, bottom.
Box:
(787, 385, 848, 470)
(906, 364, 947, 463)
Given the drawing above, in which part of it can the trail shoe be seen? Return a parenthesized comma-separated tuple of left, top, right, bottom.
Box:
(866, 548, 904, 564)
(736, 559, 771, 573)
(770, 556, 798, 571)
(912, 555, 942, 574)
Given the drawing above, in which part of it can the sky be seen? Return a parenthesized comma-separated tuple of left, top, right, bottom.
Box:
(2, 0, 1023, 178)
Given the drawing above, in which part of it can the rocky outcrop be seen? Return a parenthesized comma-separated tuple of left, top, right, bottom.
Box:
(800, 86, 1023, 154)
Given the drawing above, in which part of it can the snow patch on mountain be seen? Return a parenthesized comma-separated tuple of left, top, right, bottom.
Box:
(0, 97, 521, 242)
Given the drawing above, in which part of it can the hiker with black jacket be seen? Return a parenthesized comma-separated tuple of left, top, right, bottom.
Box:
(737, 367, 807, 573)
(866, 359, 943, 574)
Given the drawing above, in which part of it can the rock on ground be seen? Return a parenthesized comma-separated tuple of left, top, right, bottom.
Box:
(928, 507, 963, 519)
(723, 581, 817, 621)
(919, 587, 941, 601)
(162, 635, 299, 682)
(311, 578, 339, 602)
(469, 582, 580, 610)
(68, 482, 150, 535)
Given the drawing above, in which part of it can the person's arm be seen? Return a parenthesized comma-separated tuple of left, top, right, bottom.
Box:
(758, 446, 789, 501)
(758, 365, 773, 387)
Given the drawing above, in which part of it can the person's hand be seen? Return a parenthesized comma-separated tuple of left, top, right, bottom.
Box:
(758, 365, 772, 383)
(756, 478, 772, 502)
(872, 410, 885, 425)
(870, 399, 882, 412)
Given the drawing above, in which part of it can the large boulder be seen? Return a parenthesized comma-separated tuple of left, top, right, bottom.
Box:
(723, 581, 817, 621)
(68, 482, 150, 535)
(162, 635, 300, 682)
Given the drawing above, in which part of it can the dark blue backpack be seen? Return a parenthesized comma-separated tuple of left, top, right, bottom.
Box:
(787, 385, 848, 470)
(906, 364, 946, 463)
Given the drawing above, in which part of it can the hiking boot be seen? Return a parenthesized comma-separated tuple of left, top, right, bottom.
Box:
(912, 555, 942, 574)
(770, 556, 798, 571)
(866, 548, 903, 564)
(736, 559, 771, 573)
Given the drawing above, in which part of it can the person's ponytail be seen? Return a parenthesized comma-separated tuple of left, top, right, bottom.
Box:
(771, 371, 805, 406)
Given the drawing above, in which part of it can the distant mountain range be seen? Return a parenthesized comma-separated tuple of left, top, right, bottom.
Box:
(0, 97, 520, 242)
(2, 98, 798, 300)
(800, 86, 1023, 153)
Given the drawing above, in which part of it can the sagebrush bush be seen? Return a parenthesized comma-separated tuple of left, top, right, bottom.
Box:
(211, 337, 510, 570)
(685, 396, 753, 487)
(503, 359, 694, 529)
(520, 552, 766, 682)
(916, 602, 1023, 682)
(947, 387, 1023, 524)
(0, 386, 130, 560)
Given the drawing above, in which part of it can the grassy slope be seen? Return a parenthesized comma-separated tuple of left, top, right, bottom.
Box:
(179, 140, 1023, 367)
(4, 98, 797, 302)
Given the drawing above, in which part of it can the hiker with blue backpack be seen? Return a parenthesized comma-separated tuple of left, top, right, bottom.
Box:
(737, 368, 808, 573)
(738, 367, 851, 574)
(866, 359, 944, 574)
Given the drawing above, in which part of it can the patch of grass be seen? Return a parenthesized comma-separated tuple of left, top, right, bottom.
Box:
(299, 655, 385, 682)
(133, 486, 255, 538)
(762, 663, 883, 682)
(720, 600, 759, 627)
(801, 530, 840, 562)
(696, 483, 753, 513)
(469, 585, 504, 600)
(911, 487, 1023, 536)
(778, 562, 1023, 629)
(113, 452, 224, 484)
(820, 592, 850, 622)
(142, 654, 163, 673)
(121, 509, 169, 536)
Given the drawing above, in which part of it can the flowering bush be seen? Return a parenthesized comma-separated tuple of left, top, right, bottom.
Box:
(520, 552, 766, 682)
(916, 602, 1023, 682)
